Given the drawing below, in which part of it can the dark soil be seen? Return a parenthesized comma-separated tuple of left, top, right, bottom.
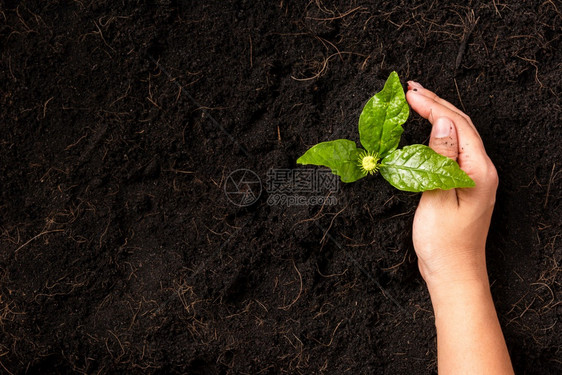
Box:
(1, 0, 561, 374)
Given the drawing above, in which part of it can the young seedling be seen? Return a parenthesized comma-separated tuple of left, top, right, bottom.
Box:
(297, 72, 474, 192)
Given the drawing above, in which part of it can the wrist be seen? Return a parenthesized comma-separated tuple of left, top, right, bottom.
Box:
(427, 276, 492, 317)
(418, 248, 488, 294)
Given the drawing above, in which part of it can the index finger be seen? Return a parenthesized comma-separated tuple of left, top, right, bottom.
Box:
(407, 82, 478, 132)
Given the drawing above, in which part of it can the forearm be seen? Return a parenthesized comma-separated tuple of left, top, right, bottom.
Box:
(427, 276, 514, 375)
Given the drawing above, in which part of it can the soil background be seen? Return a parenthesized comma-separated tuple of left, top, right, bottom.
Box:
(1, 0, 561, 374)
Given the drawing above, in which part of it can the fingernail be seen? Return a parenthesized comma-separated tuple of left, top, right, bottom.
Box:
(433, 117, 452, 138)
(408, 81, 423, 90)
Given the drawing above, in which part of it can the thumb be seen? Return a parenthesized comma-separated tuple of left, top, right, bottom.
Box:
(429, 117, 458, 161)
(419, 116, 459, 206)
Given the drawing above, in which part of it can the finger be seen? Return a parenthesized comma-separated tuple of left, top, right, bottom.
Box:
(421, 117, 460, 205)
(408, 81, 475, 129)
(408, 81, 478, 139)
(406, 88, 487, 163)
(428, 117, 459, 161)
(407, 84, 498, 206)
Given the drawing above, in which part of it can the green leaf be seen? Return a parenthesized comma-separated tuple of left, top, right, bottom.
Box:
(358, 71, 409, 157)
(380, 145, 475, 192)
(297, 139, 367, 183)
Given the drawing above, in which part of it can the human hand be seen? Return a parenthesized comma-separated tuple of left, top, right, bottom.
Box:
(406, 82, 513, 375)
(406, 81, 499, 293)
